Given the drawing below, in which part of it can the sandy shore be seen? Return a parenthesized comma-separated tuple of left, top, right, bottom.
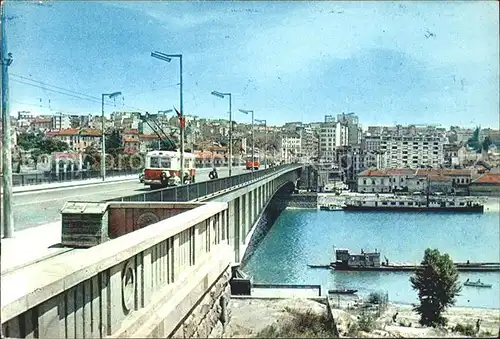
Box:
(223, 297, 500, 338)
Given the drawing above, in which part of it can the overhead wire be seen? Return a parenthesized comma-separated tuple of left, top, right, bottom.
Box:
(10, 74, 149, 112)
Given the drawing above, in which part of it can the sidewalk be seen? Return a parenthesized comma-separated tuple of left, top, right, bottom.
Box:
(10, 174, 139, 194)
(1, 222, 67, 274)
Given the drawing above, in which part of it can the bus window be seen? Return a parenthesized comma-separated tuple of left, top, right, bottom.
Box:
(160, 157, 171, 168)
(149, 157, 160, 168)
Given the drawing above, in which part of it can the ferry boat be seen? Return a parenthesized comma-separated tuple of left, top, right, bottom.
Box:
(342, 196, 484, 213)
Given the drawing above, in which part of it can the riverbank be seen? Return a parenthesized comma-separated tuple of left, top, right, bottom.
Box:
(222, 298, 500, 338)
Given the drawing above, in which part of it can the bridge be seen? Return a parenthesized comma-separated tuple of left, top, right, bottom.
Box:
(1, 164, 316, 338)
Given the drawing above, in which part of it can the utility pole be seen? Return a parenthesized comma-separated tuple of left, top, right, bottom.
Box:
(1, 1, 14, 238)
(179, 54, 184, 183)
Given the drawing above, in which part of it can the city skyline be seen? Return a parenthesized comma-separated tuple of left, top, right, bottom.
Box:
(4, 1, 499, 128)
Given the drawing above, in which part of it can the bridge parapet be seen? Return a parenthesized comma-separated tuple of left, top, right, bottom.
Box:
(104, 164, 300, 203)
(2, 202, 232, 338)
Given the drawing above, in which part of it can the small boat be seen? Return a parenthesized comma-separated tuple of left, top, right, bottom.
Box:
(464, 278, 492, 288)
(307, 264, 331, 269)
(319, 204, 344, 211)
(328, 289, 358, 295)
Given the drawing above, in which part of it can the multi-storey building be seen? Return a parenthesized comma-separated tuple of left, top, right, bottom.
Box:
(362, 135, 382, 153)
(122, 129, 141, 154)
(279, 132, 301, 163)
(337, 112, 361, 146)
(297, 125, 318, 160)
(30, 116, 53, 130)
(379, 135, 445, 168)
(319, 121, 348, 159)
(47, 128, 101, 153)
(356, 168, 471, 194)
(52, 113, 71, 130)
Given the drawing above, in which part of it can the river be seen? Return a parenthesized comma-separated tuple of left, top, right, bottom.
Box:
(242, 208, 500, 309)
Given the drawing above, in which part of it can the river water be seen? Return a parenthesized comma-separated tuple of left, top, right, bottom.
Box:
(242, 208, 500, 309)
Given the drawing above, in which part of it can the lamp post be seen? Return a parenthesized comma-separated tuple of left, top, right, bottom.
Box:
(255, 119, 267, 169)
(2, 3, 14, 238)
(151, 51, 185, 182)
(239, 109, 254, 172)
(101, 91, 121, 181)
(211, 91, 232, 177)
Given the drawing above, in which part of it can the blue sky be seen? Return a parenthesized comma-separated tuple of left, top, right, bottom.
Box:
(5, 1, 499, 128)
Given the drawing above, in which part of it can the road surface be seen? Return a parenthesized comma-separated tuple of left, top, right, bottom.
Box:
(12, 167, 248, 231)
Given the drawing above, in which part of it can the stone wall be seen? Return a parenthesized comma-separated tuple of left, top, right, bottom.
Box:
(285, 193, 319, 208)
(171, 267, 232, 338)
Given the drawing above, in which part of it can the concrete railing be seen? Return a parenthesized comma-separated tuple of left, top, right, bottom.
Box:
(1, 202, 233, 338)
(104, 164, 299, 203)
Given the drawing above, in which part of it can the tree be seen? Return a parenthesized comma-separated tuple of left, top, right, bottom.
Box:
(17, 132, 69, 166)
(17, 132, 44, 151)
(410, 248, 461, 327)
(105, 130, 123, 157)
(467, 127, 481, 153)
(482, 136, 492, 152)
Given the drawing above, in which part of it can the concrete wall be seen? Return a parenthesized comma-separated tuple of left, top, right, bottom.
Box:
(2, 166, 305, 339)
(469, 184, 500, 197)
(2, 202, 231, 339)
(203, 167, 302, 264)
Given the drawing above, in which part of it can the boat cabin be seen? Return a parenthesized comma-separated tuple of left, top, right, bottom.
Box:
(335, 248, 381, 268)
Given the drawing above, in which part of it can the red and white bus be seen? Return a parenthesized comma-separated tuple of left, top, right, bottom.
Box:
(143, 150, 197, 189)
(245, 154, 260, 170)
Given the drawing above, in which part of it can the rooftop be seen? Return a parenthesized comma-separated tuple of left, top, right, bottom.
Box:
(472, 173, 500, 185)
(51, 128, 101, 137)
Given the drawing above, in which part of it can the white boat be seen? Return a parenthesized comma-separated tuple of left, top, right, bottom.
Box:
(342, 196, 484, 213)
(320, 204, 344, 211)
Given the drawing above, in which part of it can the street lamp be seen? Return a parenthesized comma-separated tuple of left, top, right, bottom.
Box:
(255, 119, 267, 169)
(151, 51, 185, 182)
(239, 109, 255, 172)
(101, 91, 122, 181)
(211, 91, 232, 177)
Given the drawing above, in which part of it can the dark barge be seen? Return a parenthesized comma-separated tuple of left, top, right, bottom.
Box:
(308, 248, 500, 272)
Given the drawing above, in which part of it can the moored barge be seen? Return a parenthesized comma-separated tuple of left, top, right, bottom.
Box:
(329, 248, 500, 272)
(342, 196, 484, 213)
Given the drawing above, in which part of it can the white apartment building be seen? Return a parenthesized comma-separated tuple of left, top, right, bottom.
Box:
(279, 133, 301, 163)
(337, 112, 361, 146)
(379, 135, 445, 169)
(52, 113, 71, 130)
(297, 125, 318, 159)
(319, 121, 348, 159)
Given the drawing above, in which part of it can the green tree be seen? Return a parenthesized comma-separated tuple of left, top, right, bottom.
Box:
(17, 132, 69, 166)
(482, 136, 492, 152)
(105, 130, 123, 157)
(17, 132, 44, 151)
(410, 248, 461, 327)
(467, 127, 481, 152)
